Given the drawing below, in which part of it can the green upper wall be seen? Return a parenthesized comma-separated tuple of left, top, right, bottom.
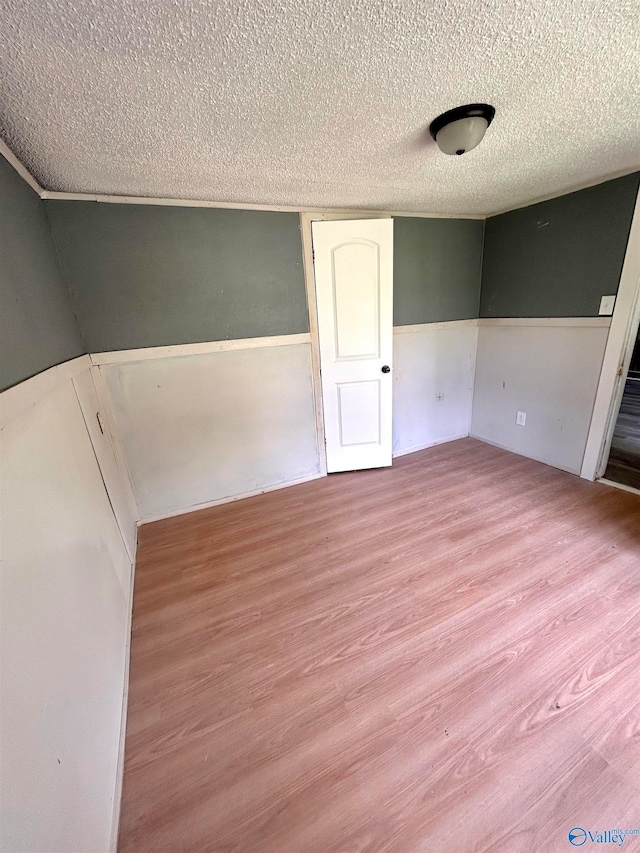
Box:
(3, 159, 637, 389)
(481, 172, 640, 318)
(46, 202, 310, 352)
(45, 204, 485, 354)
(393, 218, 484, 325)
(0, 156, 84, 392)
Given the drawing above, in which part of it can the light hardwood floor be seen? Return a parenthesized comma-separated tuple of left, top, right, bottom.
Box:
(119, 438, 640, 853)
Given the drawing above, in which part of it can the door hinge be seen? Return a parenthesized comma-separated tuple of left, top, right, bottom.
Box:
(96, 411, 105, 434)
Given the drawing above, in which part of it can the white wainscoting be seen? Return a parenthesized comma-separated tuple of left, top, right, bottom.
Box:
(73, 367, 138, 561)
(0, 358, 132, 853)
(99, 339, 321, 521)
(392, 320, 478, 456)
(95, 326, 480, 521)
(471, 319, 611, 475)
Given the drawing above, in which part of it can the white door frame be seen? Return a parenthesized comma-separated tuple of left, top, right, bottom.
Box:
(581, 187, 640, 481)
(300, 210, 394, 476)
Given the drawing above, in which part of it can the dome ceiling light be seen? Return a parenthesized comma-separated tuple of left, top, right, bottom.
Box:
(429, 104, 496, 156)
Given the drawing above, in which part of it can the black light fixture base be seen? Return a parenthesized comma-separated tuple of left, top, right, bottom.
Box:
(429, 103, 496, 141)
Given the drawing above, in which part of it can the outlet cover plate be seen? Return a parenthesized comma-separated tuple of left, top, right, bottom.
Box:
(516, 411, 527, 426)
(599, 295, 616, 315)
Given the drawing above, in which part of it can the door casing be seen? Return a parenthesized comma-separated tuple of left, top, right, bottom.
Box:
(300, 212, 394, 475)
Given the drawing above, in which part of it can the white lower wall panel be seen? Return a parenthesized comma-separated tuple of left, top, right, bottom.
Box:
(73, 367, 138, 562)
(471, 324, 609, 474)
(392, 322, 477, 455)
(0, 373, 131, 853)
(101, 342, 320, 519)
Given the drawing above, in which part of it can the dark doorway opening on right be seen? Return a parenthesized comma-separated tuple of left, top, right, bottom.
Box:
(604, 328, 640, 490)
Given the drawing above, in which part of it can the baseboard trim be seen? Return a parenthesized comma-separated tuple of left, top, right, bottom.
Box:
(597, 478, 640, 497)
(138, 472, 325, 525)
(392, 434, 469, 458)
(469, 433, 580, 476)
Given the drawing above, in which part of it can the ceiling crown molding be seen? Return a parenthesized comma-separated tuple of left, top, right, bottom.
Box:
(2, 138, 637, 220)
(0, 140, 45, 196)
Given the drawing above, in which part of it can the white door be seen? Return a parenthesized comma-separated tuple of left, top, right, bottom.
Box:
(312, 218, 394, 473)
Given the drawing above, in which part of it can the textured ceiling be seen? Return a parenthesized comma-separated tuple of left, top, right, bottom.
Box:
(1, 0, 639, 214)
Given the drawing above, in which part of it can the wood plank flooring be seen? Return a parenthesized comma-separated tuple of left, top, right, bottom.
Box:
(118, 438, 640, 853)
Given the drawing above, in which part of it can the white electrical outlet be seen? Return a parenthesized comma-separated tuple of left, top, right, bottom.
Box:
(516, 411, 526, 427)
(599, 295, 616, 315)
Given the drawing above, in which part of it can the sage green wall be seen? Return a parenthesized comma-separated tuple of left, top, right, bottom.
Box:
(46, 202, 309, 353)
(0, 156, 84, 391)
(45, 205, 484, 354)
(393, 217, 484, 324)
(481, 172, 640, 318)
(33, 172, 639, 363)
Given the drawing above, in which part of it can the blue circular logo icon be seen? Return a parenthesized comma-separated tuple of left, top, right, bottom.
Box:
(568, 828, 587, 846)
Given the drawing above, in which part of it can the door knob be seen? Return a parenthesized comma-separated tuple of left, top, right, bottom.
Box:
(381, 365, 391, 373)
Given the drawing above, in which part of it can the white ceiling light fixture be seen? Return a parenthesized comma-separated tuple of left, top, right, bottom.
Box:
(429, 104, 496, 156)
